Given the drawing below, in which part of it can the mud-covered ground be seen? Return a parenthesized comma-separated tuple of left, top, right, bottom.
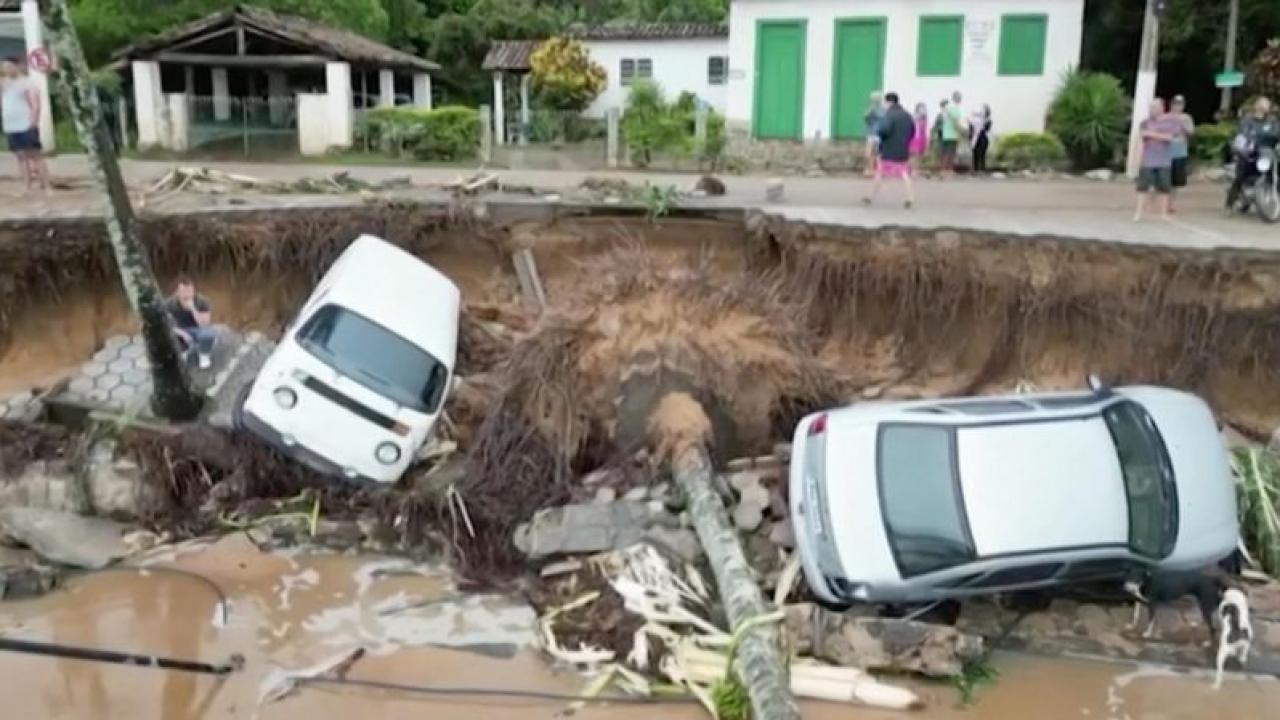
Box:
(1, 535, 1277, 719)
(3, 207, 1280, 717)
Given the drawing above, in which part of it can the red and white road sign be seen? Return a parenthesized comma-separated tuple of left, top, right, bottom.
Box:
(26, 46, 52, 73)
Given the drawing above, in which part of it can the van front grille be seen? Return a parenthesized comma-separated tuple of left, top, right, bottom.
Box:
(302, 375, 398, 431)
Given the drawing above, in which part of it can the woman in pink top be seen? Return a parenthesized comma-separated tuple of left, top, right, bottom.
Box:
(909, 102, 929, 168)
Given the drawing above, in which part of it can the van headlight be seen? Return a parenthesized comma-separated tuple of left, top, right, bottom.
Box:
(273, 387, 297, 409)
(375, 442, 401, 465)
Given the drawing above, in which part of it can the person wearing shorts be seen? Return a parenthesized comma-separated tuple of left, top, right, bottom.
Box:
(1134, 97, 1179, 222)
(1168, 94, 1194, 212)
(939, 90, 966, 176)
(862, 92, 884, 177)
(862, 92, 916, 208)
(2, 59, 50, 195)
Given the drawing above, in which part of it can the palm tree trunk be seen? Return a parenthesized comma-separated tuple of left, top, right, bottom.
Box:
(671, 442, 801, 720)
(42, 0, 202, 421)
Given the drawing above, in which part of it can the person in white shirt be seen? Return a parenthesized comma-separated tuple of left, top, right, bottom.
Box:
(2, 58, 50, 195)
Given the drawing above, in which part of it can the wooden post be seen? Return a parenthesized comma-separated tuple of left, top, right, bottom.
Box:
(479, 104, 493, 164)
(607, 107, 620, 169)
(42, 0, 202, 421)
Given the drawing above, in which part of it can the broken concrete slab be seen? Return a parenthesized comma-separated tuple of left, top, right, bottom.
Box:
(0, 563, 61, 600)
(786, 603, 985, 678)
(0, 507, 132, 569)
(512, 501, 675, 559)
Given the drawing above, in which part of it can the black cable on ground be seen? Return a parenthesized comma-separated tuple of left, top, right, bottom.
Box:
(300, 676, 700, 706)
(0, 637, 243, 676)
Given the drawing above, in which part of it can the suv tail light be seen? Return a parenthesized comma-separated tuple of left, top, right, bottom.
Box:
(808, 413, 828, 436)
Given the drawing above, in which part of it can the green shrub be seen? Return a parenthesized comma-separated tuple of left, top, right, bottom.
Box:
(358, 105, 479, 161)
(992, 132, 1068, 171)
(622, 82, 723, 168)
(622, 81, 687, 167)
(1046, 70, 1130, 170)
(1191, 121, 1234, 164)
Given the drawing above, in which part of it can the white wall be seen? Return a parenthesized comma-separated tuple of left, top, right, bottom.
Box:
(583, 37, 729, 117)
(728, 0, 1084, 139)
(296, 93, 332, 156)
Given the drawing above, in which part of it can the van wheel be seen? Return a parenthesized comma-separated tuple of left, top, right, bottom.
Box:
(231, 382, 252, 432)
(880, 599, 962, 625)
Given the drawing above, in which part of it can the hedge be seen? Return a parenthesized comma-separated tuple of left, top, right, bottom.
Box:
(358, 105, 479, 161)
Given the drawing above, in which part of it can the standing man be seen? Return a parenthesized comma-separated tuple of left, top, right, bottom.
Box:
(1, 58, 50, 195)
(165, 276, 217, 370)
(861, 92, 916, 209)
(1133, 98, 1178, 222)
(1168, 95, 1195, 213)
(940, 90, 968, 176)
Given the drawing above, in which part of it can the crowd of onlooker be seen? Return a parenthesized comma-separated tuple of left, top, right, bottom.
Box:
(860, 89, 994, 208)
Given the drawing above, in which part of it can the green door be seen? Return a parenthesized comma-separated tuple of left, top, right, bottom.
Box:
(831, 19, 886, 140)
(753, 21, 806, 140)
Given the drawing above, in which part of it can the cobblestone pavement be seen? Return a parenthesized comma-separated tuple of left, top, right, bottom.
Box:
(44, 330, 270, 420)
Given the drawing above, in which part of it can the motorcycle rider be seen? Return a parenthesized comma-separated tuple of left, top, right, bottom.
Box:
(1227, 97, 1280, 210)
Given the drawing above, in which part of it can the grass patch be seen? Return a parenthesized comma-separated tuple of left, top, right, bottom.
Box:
(1232, 447, 1280, 577)
(951, 655, 999, 708)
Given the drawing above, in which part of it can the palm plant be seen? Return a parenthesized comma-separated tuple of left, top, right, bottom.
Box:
(1047, 70, 1131, 171)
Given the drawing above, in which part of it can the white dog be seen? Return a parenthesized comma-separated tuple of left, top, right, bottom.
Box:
(1213, 587, 1253, 690)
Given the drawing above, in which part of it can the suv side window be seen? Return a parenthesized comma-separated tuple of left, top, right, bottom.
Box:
(972, 563, 1063, 588)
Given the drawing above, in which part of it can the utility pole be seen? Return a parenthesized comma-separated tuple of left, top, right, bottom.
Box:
(1126, 0, 1162, 178)
(1220, 0, 1241, 118)
(42, 0, 204, 421)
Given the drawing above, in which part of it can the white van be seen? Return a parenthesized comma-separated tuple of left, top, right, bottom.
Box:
(238, 234, 460, 483)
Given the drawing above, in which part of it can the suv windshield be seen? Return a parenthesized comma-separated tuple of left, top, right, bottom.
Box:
(296, 305, 448, 413)
(879, 426, 974, 577)
(1103, 402, 1177, 558)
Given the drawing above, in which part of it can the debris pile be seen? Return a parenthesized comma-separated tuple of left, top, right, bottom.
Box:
(145, 167, 412, 197)
(532, 544, 932, 713)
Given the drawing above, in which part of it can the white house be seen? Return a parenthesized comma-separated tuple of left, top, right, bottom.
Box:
(0, 0, 55, 150)
(577, 23, 729, 118)
(727, 0, 1085, 141)
(484, 23, 729, 145)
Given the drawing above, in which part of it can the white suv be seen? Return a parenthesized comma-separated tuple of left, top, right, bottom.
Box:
(790, 382, 1239, 606)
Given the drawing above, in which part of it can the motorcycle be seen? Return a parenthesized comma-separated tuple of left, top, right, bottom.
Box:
(1228, 131, 1280, 223)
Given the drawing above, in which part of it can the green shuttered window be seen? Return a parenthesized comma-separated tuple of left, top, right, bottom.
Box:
(917, 15, 963, 77)
(998, 14, 1048, 76)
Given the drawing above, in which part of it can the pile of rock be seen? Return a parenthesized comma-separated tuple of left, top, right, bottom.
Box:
(722, 445, 794, 549)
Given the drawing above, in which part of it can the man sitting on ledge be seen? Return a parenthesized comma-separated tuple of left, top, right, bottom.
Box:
(165, 276, 217, 369)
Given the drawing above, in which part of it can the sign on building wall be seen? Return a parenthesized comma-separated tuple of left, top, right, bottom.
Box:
(965, 18, 997, 69)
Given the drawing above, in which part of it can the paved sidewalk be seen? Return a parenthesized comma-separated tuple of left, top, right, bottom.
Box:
(1, 155, 1274, 252)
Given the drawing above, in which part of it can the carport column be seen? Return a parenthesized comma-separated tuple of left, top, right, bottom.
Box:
(324, 61, 354, 149)
(20, 0, 54, 151)
(519, 73, 530, 146)
(165, 93, 190, 152)
(378, 69, 395, 108)
(267, 70, 288, 124)
(412, 73, 432, 109)
(211, 67, 231, 121)
(130, 60, 165, 149)
(492, 72, 505, 145)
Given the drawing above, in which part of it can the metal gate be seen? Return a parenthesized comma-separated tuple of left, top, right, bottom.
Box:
(186, 95, 299, 158)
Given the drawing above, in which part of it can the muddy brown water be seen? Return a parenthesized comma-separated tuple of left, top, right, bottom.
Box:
(0, 536, 1274, 719)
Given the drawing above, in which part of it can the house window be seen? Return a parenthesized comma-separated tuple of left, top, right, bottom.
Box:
(998, 14, 1048, 76)
(621, 58, 654, 86)
(708, 56, 728, 85)
(917, 15, 963, 76)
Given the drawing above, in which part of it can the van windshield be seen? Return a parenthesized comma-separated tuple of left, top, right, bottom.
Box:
(296, 305, 448, 414)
